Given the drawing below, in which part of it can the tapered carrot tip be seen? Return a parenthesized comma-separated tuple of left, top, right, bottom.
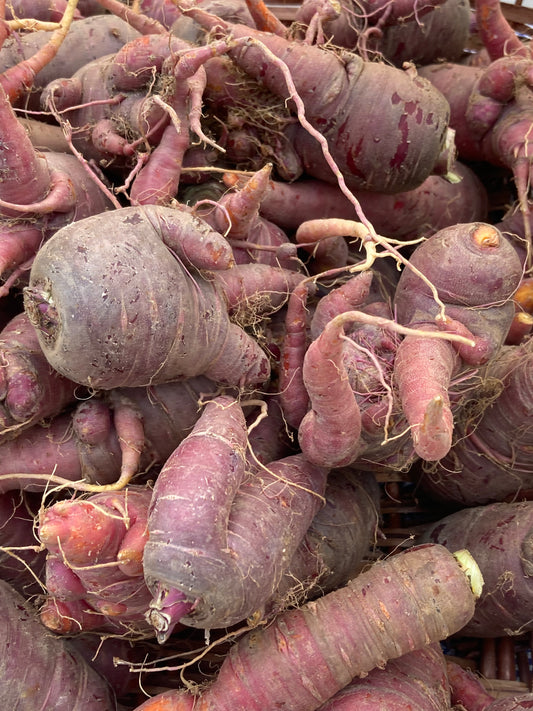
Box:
(415, 396, 452, 461)
(472, 224, 500, 248)
(242, 162, 272, 194)
(40, 599, 82, 634)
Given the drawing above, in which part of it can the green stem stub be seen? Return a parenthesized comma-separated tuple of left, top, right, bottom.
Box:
(454, 549, 484, 600)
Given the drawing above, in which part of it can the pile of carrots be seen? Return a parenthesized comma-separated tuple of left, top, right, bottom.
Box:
(1, 0, 533, 708)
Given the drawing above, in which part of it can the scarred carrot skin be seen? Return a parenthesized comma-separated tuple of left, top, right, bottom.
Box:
(316, 643, 451, 710)
(134, 543, 480, 711)
(180, 6, 452, 194)
(421, 501, 533, 637)
(23, 206, 275, 390)
(145, 394, 329, 633)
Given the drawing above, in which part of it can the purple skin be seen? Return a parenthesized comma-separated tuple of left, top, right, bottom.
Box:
(419, 338, 533, 506)
(0, 376, 218, 493)
(418, 58, 533, 247)
(39, 32, 190, 165)
(279, 271, 411, 470)
(38, 30, 235, 205)
(336, 302, 415, 473)
(38, 486, 155, 637)
(294, 273, 388, 469)
(0, 84, 114, 293)
(144, 395, 329, 638)
(144, 394, 248, 639)
(278, 281, 313, 430)
(245, 397, 293, 469)
(420, 502, 533, 638)
(135, 544, 478, 711)
(315, 644, 451, 711)
(269, 468, 381, 611)
(0, 312, 79, 437)
(0, 490, 46, 595)
(299, 301, 414, 472)
(0, 14, 141, 108)
(0, 398, 130, 494)
(22, 204, 306, 390)
(298, 313, 363, 468)
(447, 659, 533, 711)
(447, 661, 496, 711)
(254, 164, 489, 241)
(474, 0, 529, 62)
(4, 0, 84, 21)
(138, 0, 256, 32)
(393, 222, 523, 461)
(0, 579, 117, 710)
(296, 0, 470, 67)
(181, 5, 452, 194)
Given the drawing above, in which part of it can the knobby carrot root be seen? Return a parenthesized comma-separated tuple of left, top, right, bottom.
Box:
(0, 377, 216, 493)
(180, 3, 452, 195)
(393, 222, 523, 461)
(23, 206, 290, 390)
(38, 486, 154, 638)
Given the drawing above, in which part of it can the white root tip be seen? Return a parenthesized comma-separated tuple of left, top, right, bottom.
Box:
(453, 549, 484, 599)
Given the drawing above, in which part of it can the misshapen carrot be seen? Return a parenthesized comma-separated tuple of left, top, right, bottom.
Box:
(393, 222, 523, 461)
(38, 486, 154, 637)
(179, 4, 452, 195)
(23, 206, 304, 390)
(297, 313, 363, 468)
(144, 394, 329, 637)
(134, 543, 482, 711)
(0, 376, 216, 493)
